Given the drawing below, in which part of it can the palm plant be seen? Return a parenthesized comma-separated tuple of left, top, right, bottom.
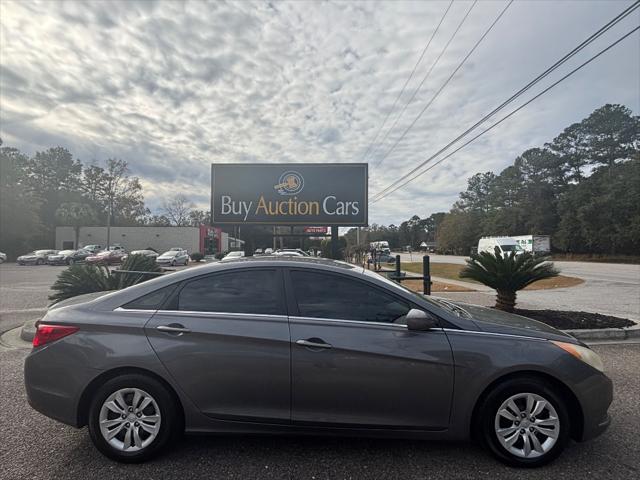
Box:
(49, 254, 162, 304)
(460, 248, 559, 312)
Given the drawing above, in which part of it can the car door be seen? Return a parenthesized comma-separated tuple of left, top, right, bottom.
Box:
(286, 268, 454, 429)
(145, 268, 291, 423)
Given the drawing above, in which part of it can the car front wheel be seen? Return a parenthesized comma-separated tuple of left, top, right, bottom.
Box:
(87, 374, 179, 463)
(478, 377, 570, 468)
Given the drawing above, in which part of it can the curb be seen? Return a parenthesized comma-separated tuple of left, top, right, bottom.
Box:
(565, 324, 640, 341)
(20, 319, 38, 342)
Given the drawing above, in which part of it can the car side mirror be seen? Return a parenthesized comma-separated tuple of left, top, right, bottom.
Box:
(406, 309, 439, 331)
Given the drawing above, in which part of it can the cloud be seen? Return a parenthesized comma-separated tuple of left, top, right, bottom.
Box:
(1, 0, 638, 225)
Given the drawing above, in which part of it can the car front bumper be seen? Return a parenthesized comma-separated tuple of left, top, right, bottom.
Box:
(577, 371, 613, 442)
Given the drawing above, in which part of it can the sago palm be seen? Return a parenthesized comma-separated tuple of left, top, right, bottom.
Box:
(460, 248, 559, 312)
(49, 254, 163, 304)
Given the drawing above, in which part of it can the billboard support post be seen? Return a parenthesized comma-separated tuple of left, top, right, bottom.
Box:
(331, 226, 339, 259)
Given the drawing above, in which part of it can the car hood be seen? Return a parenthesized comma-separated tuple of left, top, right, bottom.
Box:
(442, 300, 575, 342)
(157, 255, 174, 260)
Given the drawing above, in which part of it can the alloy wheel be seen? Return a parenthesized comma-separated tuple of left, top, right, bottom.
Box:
(98, 388, 161, 452)
(494, 392, 560, 459)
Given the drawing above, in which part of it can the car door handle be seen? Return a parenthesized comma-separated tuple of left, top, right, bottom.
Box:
(296, 339, 332, 349)
(157, 324, 191, 334)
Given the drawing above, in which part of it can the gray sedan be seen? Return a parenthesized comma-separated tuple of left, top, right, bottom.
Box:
(24, 257, 612, 466)
(155, 249, 189, 266)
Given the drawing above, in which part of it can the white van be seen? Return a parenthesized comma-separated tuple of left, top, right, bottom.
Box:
(477, 237, 525, 256)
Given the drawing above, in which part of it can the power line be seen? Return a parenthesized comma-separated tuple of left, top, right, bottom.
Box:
(371, 0, 479, 168)
(360, 0, 455, 162)
(371, 25, 640, 203)
(371, 0, 640, 202)
(372, 0, 513, 169)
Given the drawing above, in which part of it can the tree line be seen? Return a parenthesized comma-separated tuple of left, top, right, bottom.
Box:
(348, 104, 639, 256)
(0, 143, 209, 258)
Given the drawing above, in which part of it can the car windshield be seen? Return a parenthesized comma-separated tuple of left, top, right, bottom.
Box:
(59, 250, 75, 255)
(35, 250, 51, 255)
(161, 251, 177, 256)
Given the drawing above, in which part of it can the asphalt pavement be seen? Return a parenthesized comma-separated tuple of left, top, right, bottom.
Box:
(398, 254, 640, 321)
(1, 343, 638, 480)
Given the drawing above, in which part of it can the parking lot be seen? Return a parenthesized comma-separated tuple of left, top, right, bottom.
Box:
(1, 260, 639, 479)
(1, 341, 638, 480)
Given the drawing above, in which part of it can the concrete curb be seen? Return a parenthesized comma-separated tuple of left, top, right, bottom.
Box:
(20, 319, 38, 342)
(564, 323, 640, 341)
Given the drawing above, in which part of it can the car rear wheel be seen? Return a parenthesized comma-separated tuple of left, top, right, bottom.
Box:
(478, 377, 570, 468)
(88, 374, 179, 463)
(36, 258, 44, 265)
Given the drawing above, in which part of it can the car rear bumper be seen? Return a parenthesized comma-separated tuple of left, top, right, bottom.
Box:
(24, 345, 100, 428)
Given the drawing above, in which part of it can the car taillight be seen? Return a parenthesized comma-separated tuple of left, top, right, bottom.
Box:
(32, 324, 79, 347)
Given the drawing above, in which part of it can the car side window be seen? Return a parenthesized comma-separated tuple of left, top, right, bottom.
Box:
(122, 284, 178, 310)
(177, 269, 284, 315)
(290, 270, 410, 323)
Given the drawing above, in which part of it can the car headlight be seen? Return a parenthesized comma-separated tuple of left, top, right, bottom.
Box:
(551, 341, 604, 372)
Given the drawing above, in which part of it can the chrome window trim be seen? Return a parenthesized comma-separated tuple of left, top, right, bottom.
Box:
(153, 309, 288, 320)
(441, 328, 546, 342)
(114, 307, 156, 313)
(289, 315, 409, 329)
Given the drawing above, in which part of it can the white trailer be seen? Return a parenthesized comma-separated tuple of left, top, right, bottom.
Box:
(512, 235, 551, 254)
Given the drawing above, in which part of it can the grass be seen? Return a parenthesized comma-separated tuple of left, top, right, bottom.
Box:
(401, 262, 584, 290)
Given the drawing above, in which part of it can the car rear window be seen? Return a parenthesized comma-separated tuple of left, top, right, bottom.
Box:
(122, 284, 178, 310)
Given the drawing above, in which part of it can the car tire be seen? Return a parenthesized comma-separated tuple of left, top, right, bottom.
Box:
(170, 260, 176, 267)
(477, 376, 570, 468)
(36, 258, 44, 265)
(67, 258, 74, 265)
(87, 373, 180, 463)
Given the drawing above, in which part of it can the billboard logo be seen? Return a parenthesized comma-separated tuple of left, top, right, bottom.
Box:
(274, 171, 304, 196)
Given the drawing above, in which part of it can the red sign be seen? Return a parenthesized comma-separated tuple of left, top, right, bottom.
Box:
(304, 226, 328, 234)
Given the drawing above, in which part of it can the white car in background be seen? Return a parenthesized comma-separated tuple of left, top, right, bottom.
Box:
(220, 251, 245, 262)
(156, 249, 189, 266)
(0, 252, 7, 263)
(121, 249, 159, 262)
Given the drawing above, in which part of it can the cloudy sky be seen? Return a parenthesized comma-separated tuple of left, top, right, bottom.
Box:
(1, 0, 638, 225)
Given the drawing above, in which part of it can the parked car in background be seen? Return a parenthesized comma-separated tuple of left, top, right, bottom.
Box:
(221, 251, 245, 262)
(24, 257, 612, 465)
(83, 245, 104, 254)
(478, 237, 525, 256)
(17, 250, 58, 265)
(85, 250, 126, 265)
(264, 248, 273, 254)
(0, 252, 6, 263)
(156, 249, 189, 267)
(47, 249, 93, 265)
(255, 248, 264, 255)
(122, 250, 160, 262)
(107, 245, 125, 252)
(274, 249, 309, 257)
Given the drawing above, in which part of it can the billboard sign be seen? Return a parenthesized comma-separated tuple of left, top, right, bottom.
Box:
(211, 163, 367, 226)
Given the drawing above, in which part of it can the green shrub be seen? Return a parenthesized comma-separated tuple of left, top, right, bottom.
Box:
(49, 254, 162, 304)
(190, 252, 204, 262)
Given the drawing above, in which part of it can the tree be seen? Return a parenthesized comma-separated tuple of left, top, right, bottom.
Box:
(436, 211, 481, 254)
(81, 159, 147, 245)
(55, 202, 98, 249)
(161, 194, 195, 226)
(0, 145, 43, 258)
(460, 250, 559, 312)
(188, 209, 211, 226)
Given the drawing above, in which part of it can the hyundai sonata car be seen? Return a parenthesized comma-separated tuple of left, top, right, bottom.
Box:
(24, 257, 612, 466)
